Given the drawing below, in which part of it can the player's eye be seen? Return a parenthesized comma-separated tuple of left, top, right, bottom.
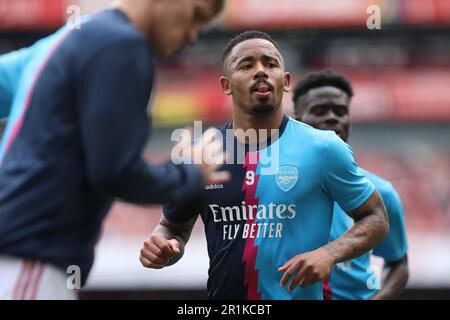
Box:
(312, 106, 326, 115)
(266, 62, 276, 68)
(240, 64, 252, 70)
(334, 106, 348, 116)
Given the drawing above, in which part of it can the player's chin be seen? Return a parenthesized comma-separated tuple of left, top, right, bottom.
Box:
(251, 101, 276, 114)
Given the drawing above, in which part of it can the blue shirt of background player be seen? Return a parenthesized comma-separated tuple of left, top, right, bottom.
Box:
(326, 168, 408, 300)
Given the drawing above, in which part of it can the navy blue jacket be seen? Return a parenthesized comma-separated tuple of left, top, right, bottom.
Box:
(0, 9, 202, 285)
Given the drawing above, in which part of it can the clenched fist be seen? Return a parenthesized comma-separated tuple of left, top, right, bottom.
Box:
(139, 234, 182, 269)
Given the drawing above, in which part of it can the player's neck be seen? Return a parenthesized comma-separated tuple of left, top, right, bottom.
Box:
(232, 107, 285, 144)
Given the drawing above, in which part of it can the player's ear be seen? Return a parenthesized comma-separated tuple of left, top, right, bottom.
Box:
(220, 76, 232, 95)
(283, 72, 291, 93)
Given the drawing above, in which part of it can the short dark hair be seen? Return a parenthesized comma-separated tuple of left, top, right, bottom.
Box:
(221, 31, 279, 70)
(292, 70, 354, 107)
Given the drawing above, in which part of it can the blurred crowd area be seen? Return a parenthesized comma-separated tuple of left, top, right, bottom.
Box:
(1, 0, 449, 291)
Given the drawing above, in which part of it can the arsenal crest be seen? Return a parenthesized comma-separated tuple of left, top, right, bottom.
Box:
(275, 166, 298, 192)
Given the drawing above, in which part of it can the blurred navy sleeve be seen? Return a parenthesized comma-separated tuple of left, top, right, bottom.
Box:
(163, 195, 201, 224)
(78, 38, 202, 204)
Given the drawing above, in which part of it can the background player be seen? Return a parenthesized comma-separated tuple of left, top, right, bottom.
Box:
(0, 0, 227, 300)
(294, 70, 409, 300)
(139, 31, 389, 300)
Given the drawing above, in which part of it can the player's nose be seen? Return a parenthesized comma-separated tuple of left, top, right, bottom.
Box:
(324, 110, 340, 123)
(253, 62, 268, 79)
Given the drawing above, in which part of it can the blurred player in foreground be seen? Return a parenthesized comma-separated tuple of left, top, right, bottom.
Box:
(139, 31, 389, 300)
(294, 70, 409, 300)
(0, 0, 227, 300)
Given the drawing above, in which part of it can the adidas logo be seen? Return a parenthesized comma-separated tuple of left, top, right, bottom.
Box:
(205, 184, 224, 190)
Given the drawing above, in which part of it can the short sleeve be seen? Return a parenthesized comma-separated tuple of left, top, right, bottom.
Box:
(322, 132, 376, 212)
(373, 187, 409, 261)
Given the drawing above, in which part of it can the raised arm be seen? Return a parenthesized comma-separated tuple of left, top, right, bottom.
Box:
(79, 38, 228, 205)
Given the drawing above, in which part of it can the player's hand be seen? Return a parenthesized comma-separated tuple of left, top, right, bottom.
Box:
(175, 127, 230, 185)
(139, 235, 181, 269)
(278, 247, 335, 291)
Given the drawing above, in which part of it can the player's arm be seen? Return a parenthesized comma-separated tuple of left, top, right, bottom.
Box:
(322, 190, 388, 264)
(279, 133, 388, 291)
(139, 215, 198, 269)
(140, 199, 200, 269)
(371, 255, 409, 300)
(279, 191, 388, 290)
(371, 188, 409, 299)
(79, 38, 227, 205)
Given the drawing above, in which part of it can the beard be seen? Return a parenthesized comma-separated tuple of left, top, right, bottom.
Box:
(251, 102, 277, 116)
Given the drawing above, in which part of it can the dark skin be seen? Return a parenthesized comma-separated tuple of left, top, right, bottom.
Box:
(140, 40, 389, 294)
(139, 215, 197, 269)
(372, 255, 409, 300)
(296, 86, 351, 142)
(295, 86, 409, 299)
(0, 118, 6, 137)
(220, 39, 291, 143)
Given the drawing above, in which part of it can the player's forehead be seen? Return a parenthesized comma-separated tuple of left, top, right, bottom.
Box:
(304, 86, 349, 105)
(228, 39, 283, 66)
